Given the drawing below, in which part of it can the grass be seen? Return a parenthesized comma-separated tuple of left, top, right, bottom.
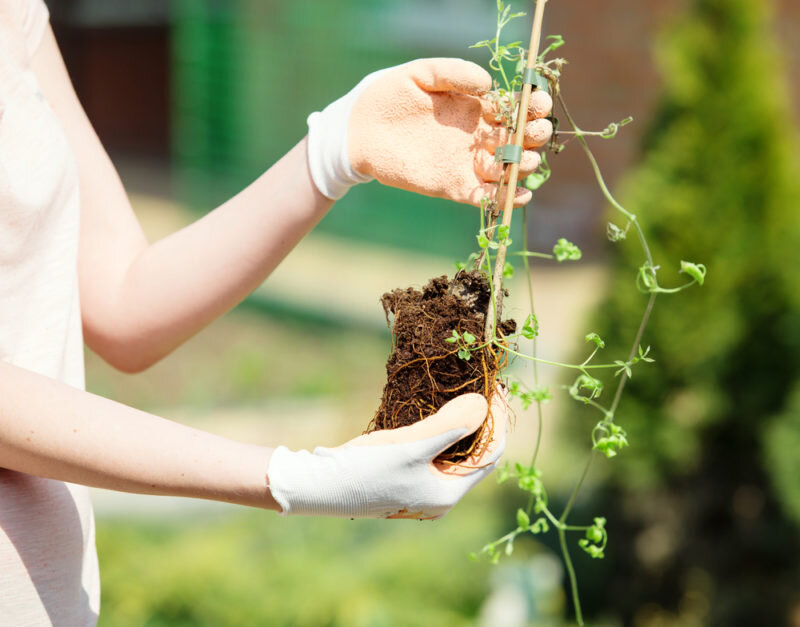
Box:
(95, 489, 530, 626)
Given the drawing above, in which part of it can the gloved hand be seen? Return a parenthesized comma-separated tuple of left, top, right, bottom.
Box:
(306, 58, 552, 205)
(267, 391, 507, 519)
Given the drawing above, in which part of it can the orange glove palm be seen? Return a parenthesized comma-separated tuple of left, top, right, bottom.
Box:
(307, 58, 552, 206)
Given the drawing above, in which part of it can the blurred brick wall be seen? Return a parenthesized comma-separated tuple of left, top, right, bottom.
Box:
(524, 0, 798, 252)
(47, 0, 170, 158)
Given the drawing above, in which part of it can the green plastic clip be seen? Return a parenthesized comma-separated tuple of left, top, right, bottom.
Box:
(494, 144, 523, 164)
(522, 67, 549, 93)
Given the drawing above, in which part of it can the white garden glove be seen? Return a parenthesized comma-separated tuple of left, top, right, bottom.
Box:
(267, 391, 507, 519)
(306, 58, 552, 204)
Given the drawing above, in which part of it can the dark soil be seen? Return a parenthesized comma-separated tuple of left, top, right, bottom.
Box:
(368, 271, 515, 462)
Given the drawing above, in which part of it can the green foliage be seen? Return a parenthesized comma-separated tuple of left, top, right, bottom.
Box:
(596, 0, 800, 489)
(96, 506, 501, 627)
(591, 422, 629, 459)
(524, 153, 551, 191)
(587, 0, 800, 620)
(445, 329, 478, 361)
(765, 385, 800, 523)
(552, 238, 582, 262)
(578, 517, 607, 559)
(521, 313, 539, 339)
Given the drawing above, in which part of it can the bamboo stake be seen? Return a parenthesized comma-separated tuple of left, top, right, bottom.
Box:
(484, 0, 549, 341)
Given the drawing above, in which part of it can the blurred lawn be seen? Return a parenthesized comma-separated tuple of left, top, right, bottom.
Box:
(96, 494, 511, 626)
(85, 307, 388, 415)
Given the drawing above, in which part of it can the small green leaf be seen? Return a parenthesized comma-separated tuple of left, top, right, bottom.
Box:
(613, 360, 632, 378)
(606, 222, 627, 242)
(516, 508, 531, 529)
(445, 330, 460, 344)
(458, 348, 471, 361)
(524, 153, 551, 191)
(524, 171, 548, 191)
(636, 263, 659, 292)
(503, 261, 515, 279)
(578, 538, 604, 559)
(521, 313, 539, 339)
(570, 374, 603, 401)
(496, 461, 510, 485)
(497, 225, 510, 241)
(530, 386, 552, 404)
(518, 474, 542, 495)
(537, 34, 565, 62)
(637, 344, 655, 363)
(553, 238, 582, 262)
(477, 234, 490, 249)
(593, 424, 629, 458)
(530, 517, 550, 534)
(585, 332, 605, 348)
(680, 260, 707, 286)
(586, 526, 603, 544)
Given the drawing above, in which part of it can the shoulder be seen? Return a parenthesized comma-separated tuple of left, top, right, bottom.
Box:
(1, 0, 49, 59)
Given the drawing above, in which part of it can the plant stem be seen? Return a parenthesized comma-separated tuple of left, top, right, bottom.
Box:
(485, 0, 548, 341)
(521, 205, 547, 519)
(555, 92, 655, 270)
(560, 451, 595, 524)
(509, 251, 554, 259)
(608, 292, 657, 418)
(558, 525, 585, 626)
(522, 206, 545, 469)
(497, 343, 627, 370)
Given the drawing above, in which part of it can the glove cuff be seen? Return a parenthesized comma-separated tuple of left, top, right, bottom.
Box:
(306, 69, 395, 200)
(306, 110, 372, 200)
(267, 446, 369, 517)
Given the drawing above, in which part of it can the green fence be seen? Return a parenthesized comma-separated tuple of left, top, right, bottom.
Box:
(171, 0, 525, 260)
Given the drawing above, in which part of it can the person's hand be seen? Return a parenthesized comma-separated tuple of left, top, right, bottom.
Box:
(267, 390, 508, 519)
(306, 58, 552, 205)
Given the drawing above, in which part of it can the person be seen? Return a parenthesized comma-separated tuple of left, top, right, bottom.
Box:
(0, 0, 553, 623)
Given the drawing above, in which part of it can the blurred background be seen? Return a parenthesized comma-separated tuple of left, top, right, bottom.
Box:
(45, 0, 800, 624)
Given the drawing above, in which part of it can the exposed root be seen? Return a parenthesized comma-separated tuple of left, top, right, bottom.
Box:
(368, 272, 515, 463)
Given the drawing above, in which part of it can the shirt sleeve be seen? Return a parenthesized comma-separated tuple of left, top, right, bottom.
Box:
(14, 0, 50, 59)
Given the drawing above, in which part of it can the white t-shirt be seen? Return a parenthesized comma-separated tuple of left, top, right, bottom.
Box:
(0, 0, 100, 624)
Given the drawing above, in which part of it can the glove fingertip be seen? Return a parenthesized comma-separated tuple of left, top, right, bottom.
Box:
(412, 58, 492, 96)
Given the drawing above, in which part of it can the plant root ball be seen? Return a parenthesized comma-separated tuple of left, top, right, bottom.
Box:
(368, 271, 515, 463)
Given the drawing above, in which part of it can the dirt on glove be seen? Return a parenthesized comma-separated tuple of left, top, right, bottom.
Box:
(367, 271, 515, 463)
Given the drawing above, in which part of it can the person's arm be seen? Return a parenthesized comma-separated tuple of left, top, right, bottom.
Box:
(0, 359, 505, 519)
(0, 360, 280, 509)
(31, 26, 333, 373)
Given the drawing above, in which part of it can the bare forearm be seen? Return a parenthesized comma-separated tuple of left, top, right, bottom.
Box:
(87, 138, 333, 371)
(0, 361, 280, 510)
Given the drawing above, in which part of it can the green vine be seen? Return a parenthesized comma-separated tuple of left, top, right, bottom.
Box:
(460, 2, 706, 624)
